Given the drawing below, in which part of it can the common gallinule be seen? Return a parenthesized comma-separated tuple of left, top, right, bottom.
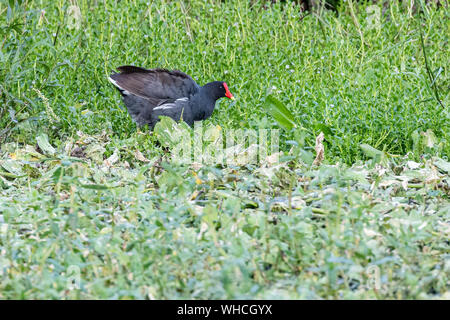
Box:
(108, 66, 234, 129)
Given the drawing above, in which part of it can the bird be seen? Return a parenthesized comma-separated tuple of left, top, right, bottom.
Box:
(108, 66, 234, 129)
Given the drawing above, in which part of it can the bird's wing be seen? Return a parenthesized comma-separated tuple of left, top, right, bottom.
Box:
(108, 66, 199, 101)
(121, 93, 192, 128)
(151, 98, 192, 123)
(153, 97, 189, 110)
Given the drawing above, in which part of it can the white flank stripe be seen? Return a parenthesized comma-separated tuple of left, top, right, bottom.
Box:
(108, 76, 120, 88)
(154, 97, 187, 111)
(154, 104, 176, 111)
(108, 76, 130, 95)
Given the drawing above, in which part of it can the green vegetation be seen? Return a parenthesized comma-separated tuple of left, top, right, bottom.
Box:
(0, 0, 449, 299)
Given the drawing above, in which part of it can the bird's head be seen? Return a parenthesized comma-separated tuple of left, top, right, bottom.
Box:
(205, 81, 235, 101)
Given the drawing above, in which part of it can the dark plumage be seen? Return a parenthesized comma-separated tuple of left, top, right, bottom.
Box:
(108, 66, 234, 129)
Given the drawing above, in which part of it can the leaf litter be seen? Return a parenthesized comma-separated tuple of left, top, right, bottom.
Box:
(0, 130, 448, 299)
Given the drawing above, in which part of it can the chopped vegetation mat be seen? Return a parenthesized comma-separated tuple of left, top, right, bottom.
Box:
(0, 131, 448, 299)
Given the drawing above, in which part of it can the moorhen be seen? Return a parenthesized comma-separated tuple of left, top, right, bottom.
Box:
(108, 66, 234, 129)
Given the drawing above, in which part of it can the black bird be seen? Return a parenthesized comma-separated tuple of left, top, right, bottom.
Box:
(108, 66, 234, 129)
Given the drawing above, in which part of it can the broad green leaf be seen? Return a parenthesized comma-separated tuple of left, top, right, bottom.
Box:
(154, 116, 191, 148)
(314, 123, 333, 137)
(433, 157, 450, 174)
(202, 204, 218, 226)
(360, 144, 383, 158)
(36, 133, 56, 156)
(422, 129, 437, 148)
(264, 95, 297, 131)
(360, 143, 387, 164)
(0, 160, 24, 176)
(84, 144, 106, 164)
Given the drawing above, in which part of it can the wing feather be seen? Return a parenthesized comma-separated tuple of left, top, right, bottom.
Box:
(109, 66, 199, 101)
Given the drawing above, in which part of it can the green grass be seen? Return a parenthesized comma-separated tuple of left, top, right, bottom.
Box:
(1, 0, 449, 161)
(0, 0, 449, 299)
